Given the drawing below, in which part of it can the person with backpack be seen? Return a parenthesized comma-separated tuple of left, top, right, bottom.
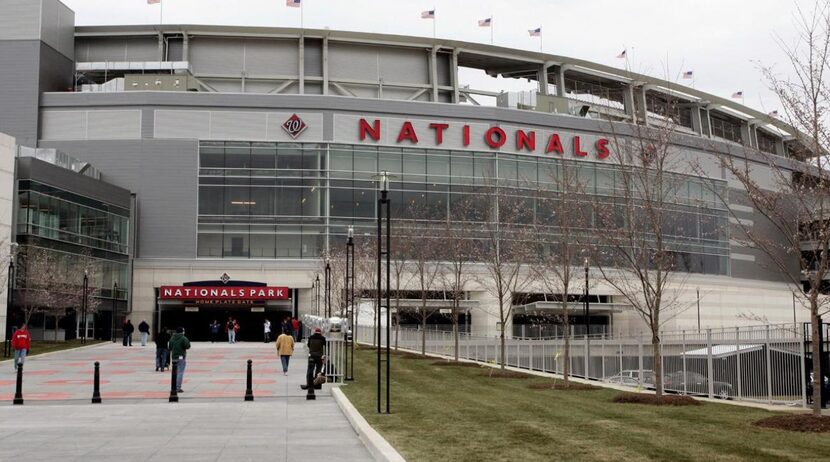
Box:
(154, 327, 171, 372)
(138, 320, 150, 346)
(122, 319, 134, 346)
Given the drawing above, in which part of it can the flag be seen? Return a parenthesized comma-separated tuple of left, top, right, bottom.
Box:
(147, 0, 160, 4)
(616, 49, 627, 59)
(731, 91, 743, 98)
(421, 9, 435, 19)
(768, 110, 779, 117)
(286, 0, 301, 7)
(528, 27, 541, 37)
(478, 18, 492, 27)
(682, 70, 694, 79)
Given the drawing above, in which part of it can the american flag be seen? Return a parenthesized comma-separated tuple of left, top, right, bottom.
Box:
(682, 70, 694, 79)
(147, 0, 160, 4)
(768, 110, 779, 117)
(616, 49, 627, 59)
(731, 91, 743, 98)
(286, 0, 301, 8)
(479, 18, 492, 27)
(421, 10, 435, 19)
(528, 27, 541, 37)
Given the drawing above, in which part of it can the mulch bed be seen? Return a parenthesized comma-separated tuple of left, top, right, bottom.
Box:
(612, 392, 700, 406)
(528, 382, 599, 391)
(431, 361, 482, 368)
(480, 370, 532, 379)
(753, 414, 830, 433)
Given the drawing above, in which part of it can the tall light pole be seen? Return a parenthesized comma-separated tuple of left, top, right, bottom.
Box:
(346, 225, 355, 381)
(4, 242, 18, 358)
(81, 268, 89, 344)
(324, 259, 331, 318)
(111, 281, 118, 343)
(584, 257, 590, 336)
(375, 171, 391, 414)
(696, 287, 701, 333)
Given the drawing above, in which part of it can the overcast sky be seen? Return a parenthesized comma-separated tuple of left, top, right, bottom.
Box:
(62, 0, 812, 113)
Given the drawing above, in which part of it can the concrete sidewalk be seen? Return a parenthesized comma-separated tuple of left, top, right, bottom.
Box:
(0, 342, 373, 462)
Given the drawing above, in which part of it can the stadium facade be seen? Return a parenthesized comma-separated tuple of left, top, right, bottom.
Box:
(0, 0, 814, 341)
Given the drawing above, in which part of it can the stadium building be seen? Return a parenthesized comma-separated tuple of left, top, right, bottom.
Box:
(0, 0, 815, 341)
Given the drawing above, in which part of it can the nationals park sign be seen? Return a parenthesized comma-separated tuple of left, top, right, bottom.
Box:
(159, 286, 289, 301)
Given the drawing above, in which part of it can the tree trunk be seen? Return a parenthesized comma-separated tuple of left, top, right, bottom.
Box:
(500, 330, 506, 370)
(652, 333, 663, 399)
(453, 309, 459, 362)
(564, 323, 571, 387)
(811, 304, 823, 416)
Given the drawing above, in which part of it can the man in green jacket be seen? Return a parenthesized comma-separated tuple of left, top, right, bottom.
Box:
(168, 327, 191, 393)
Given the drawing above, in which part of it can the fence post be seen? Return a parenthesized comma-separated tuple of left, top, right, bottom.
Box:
(765, 324, 773, 404)
(638, 341, 643, 386)
(529, 342, 534, 370)
(735, 326, 742, 401)
(706, 328, 714, 399)
(91, 361, 102, 404)
(682, 331, 687, 396)
(601, 334, 606, 379)
(798, 323, 807, 408)
(618, 340, 623, 377)
(584, 335, 590, 379)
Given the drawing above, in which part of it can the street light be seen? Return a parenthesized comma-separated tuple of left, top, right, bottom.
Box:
(324, 259, 331, 318)
(314, 274, 321, 316)
(82, 268, 89, 344)
(696, 287, 701, 333)
(4, 242, 18, 358)
(374, 170, 392, 414)
(111, 281, 118, 343)
(584, 257, 590, 337)
(346, 225, 355, 381)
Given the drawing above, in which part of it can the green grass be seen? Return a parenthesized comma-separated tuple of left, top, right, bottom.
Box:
(3, 339, 105, 360)
(341, 349, 830, 462)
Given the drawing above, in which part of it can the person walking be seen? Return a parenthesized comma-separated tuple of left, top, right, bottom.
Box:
(263, 319, 272, 343)
(285, 316, 294, 341)
(138, 320, 150, 346)
(168, 327, 190, 393)
(275, 328, 295, 375)
(123, 319, 134, 346)
(301, 327, 326, 393)
(291, 317, 300, 341)
(226, 318, 235, 344)
(209, 320, 220, 343)
(233, 320, 240, 342)
(154, 327, 171, 372)
(11, 324, 30, 371)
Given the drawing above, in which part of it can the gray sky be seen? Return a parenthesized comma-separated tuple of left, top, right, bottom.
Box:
(62, 0, 811, 113)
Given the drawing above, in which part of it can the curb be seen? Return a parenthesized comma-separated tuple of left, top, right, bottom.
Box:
(0, 341, 110, 364)
(331, 386, 406, 462)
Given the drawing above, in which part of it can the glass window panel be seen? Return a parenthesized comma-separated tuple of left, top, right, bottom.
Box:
(249, 186, 274, 216)
(250, 143, 276, 170)
(353, 147, 377, 175)
(517, 160, 537, 184)
(224, 186, 250, 215)
(249, 230, 276, 258)
(330, 181, 353, 218)
(277, 185, 303, 216)
(224, 142, 251, 169)
(276, 227, 302, 258)
(198, 234, 223, 257)
(200, 145, 224, 168)
(427, 154, 449, 182)
(199, 186, 224, 215)
(302, 225, 325, 258)
(223, 231, 249, 257)
(498, 156, 518, 181)
(353, 181, 375, 218)
(451, 156, 474, 184)
(303, 147, 322, 172)
(378, 149, 402, 174)
(277, 144, 303, 170)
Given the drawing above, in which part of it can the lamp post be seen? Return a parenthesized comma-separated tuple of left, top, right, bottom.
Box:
(111, 281, 118, 343)
(324, 259, 331, 318)
(346, 225, 355, 381)
(584, 257, 590, 336)
(4, 242, 18, 358)
(314, 274, 321, 317)
(696, 287, 701, 333)
(81, 268, 89, 344)
(375, 171, 391, 414)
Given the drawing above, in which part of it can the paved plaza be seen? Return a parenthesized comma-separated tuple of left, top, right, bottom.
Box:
(0, 342, 373, 462)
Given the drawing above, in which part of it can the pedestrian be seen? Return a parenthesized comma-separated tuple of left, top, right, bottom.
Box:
(263, 318, 272, 343)
(154, 327, 171, 372)
(168, 327, 190, 393)
(233, 320, 240, 342)
(138, 320, 150, 346)
(123, 319, 134, 346)
(297, 319, 304, 342)
(291, 317, 300, 341)
(285, 316, 294, 341)
(301, 327, 326, 393)
(11, 324, 30, 371)
(209, 320, 220, 343)
(276, 327, 295, 375)
(226, 317, 235, 344)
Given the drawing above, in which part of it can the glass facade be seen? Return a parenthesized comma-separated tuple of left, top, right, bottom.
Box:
(16, 180, 130, 292)
(197, 141, 730, 275)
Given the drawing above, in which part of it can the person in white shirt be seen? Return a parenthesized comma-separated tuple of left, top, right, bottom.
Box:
(263, 319, 272, 343)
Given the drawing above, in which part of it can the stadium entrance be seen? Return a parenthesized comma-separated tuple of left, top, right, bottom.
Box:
(153, 278, 295, 342)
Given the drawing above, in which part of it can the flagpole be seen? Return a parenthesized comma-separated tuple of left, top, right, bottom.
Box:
(301, 2, 304, 29)
(539, 27, 543, 52)
(490, 15, 494, 45)
(159, 0, 163, 25)
(433, 7, 436, 40)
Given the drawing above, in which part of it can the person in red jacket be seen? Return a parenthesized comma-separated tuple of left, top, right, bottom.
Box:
(11, 324, 31, 371)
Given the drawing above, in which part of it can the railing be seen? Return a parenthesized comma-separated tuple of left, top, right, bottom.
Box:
(357, 323, 809, 408)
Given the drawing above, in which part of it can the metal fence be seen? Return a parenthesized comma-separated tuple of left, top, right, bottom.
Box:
(357, 323, 809, 408)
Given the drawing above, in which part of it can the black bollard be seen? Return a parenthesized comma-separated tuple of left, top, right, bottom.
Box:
(306, 357, 316, 400)
(169, 360, 178, 403)
(91, 361, 102, 404)
(13, 361, 23, 405)
(244, 359, 254, 402)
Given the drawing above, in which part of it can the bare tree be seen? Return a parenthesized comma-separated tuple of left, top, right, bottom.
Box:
(532, 163, 590, 386)
(595, 121, 692, 398)
(712, 0, 830, 415)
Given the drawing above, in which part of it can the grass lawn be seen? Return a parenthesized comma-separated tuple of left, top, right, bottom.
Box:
(341, 349, 830, 462)
(3, 339, 105, 360)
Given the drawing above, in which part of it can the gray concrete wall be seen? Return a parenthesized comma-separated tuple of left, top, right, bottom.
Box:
(0, 40, 41, 146)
